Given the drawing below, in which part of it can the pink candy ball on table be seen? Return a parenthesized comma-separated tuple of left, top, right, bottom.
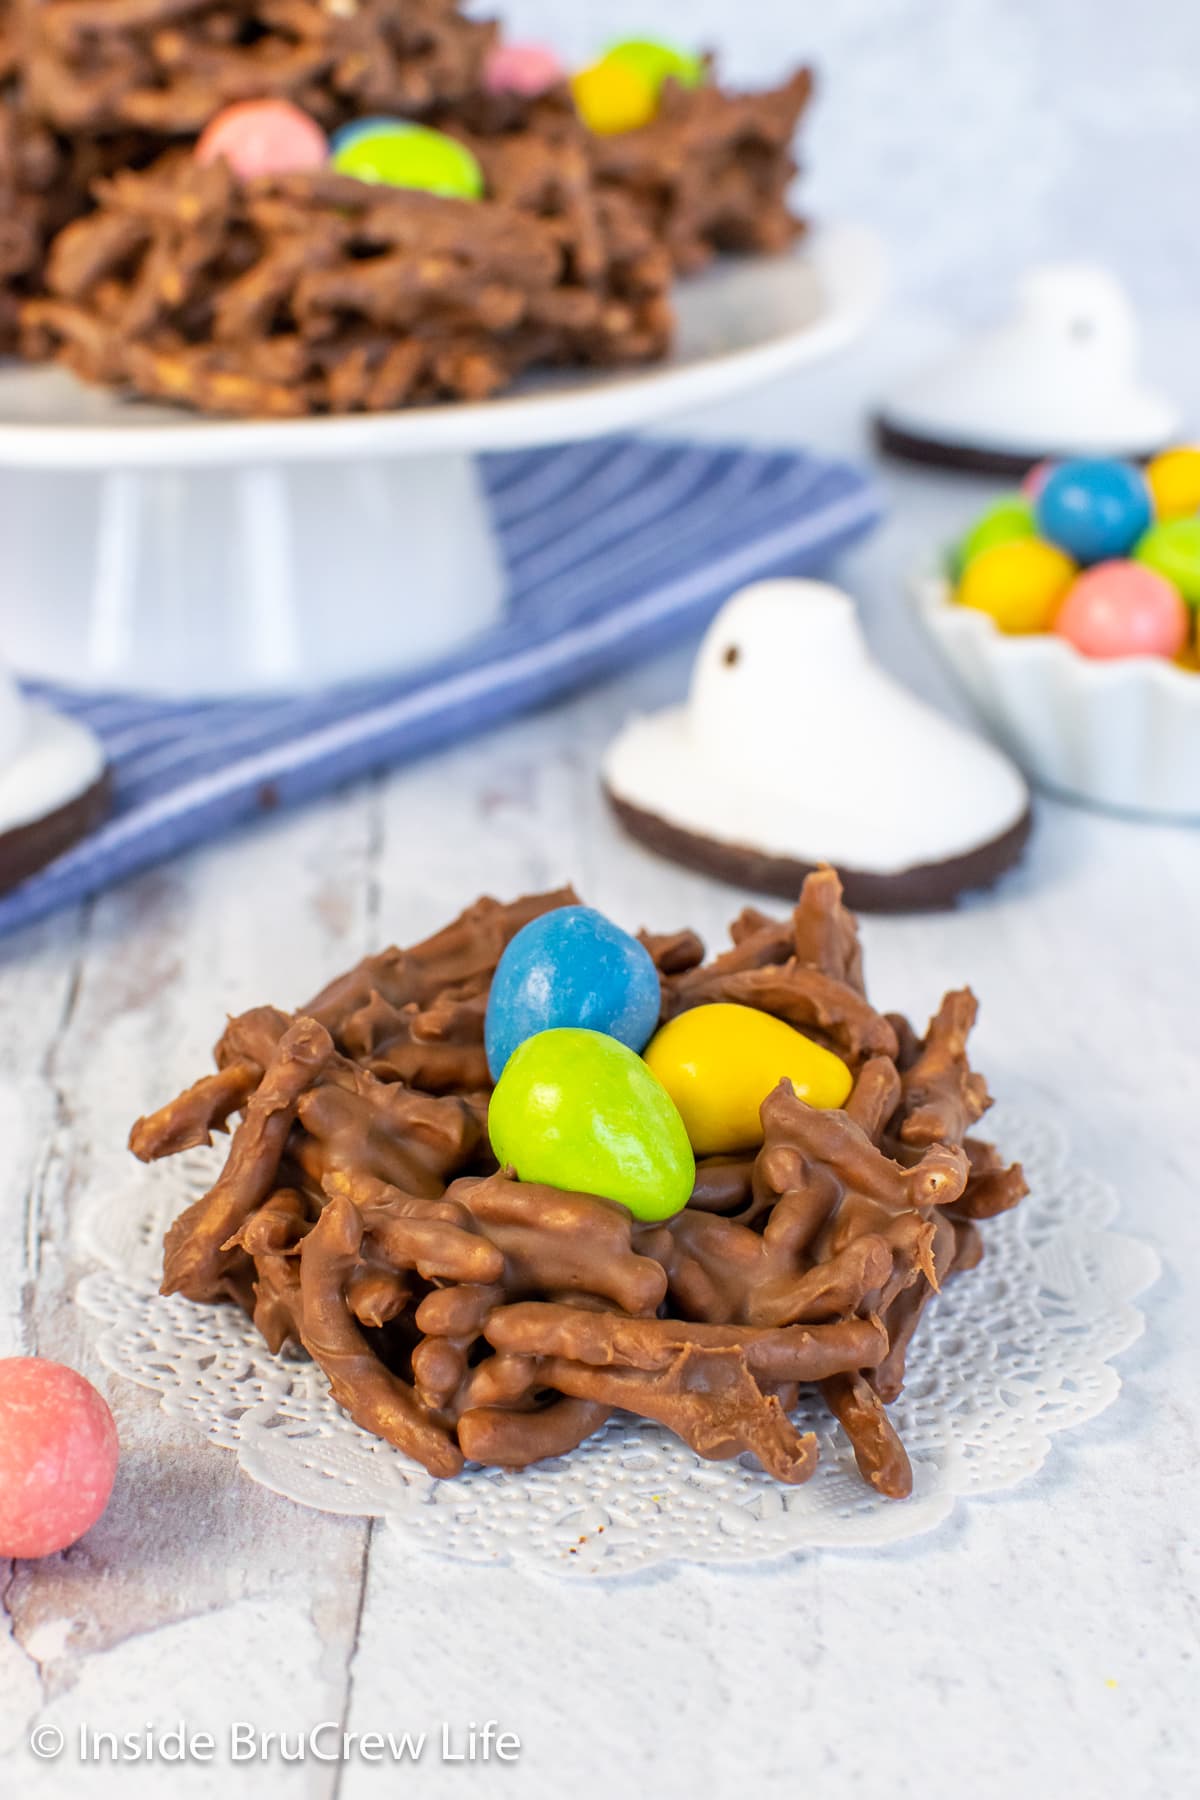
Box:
(196, 99, 328, 181)
(0, 1358, 119, 1558)
(1053, 561, 1188, 660)
(484, 42, 565, 97)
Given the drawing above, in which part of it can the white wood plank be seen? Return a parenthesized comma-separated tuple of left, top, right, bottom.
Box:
(0, 787, 384, 1789)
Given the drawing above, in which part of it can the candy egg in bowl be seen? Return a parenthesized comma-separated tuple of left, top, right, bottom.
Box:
(913, 451, 1200, 821)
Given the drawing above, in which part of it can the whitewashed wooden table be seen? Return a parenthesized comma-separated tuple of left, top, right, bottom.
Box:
(1, 326, 1197, 1800)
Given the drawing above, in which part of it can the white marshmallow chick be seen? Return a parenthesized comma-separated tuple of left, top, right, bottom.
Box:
(604, 580, 1030, 879)
(0, 661, 106, 840)
(878, 263, 1177, 460)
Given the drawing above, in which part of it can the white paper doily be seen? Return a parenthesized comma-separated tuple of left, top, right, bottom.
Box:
(78, 1108, 1158, 1577)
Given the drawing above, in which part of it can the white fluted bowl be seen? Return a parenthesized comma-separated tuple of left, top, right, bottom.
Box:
(912, 566, 1200, 821)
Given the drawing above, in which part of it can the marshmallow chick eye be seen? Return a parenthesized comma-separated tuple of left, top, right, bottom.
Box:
(721, 644, 741, 667)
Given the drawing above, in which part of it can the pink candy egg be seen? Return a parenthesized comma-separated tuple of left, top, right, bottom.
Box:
(484, 41, 565, 97)
(0, 1358, 119, 1559)
(1021, 459, 1056, 501)
(1053, 560, 1189, 660)
(196, 99, 328, 182)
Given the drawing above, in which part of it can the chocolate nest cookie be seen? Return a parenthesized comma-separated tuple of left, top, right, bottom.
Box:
(22, 0, 498, 136)
(131, 872, 1027, 1497)
(23, 144, 673, 414)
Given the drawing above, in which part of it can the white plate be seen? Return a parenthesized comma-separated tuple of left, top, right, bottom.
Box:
(0, 223, 884, 470)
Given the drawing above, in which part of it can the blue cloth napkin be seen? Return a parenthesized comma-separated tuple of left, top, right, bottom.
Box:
(3, 435, 881, 936)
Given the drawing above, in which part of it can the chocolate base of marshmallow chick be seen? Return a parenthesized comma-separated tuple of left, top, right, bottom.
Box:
(604, 580, 1033, 912)
(0, 670, 110, 892)
(607, 792, 1034, 916)
(130, 873, 1027, 1497)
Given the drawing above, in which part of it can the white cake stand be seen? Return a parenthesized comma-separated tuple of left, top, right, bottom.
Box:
(0, 223, 884, 696)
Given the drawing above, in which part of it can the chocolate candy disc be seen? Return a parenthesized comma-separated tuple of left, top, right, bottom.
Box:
(488, 1027, 694, 1221)
(328, 115, 401, 156)
(485, 904, 662, 1079)
(1021, 460, 1056, 501)
(196, 99, 328, 181)
(644, 1002, 851, 1156)
(1035, 458, 1152, 565)
(1134, 517, 1200, 605)
(484, 42, 566, 97)
(574, 37, 705, 135)
(0, 1358, 119, 1559)
(571, 58, 658, 134)
(1053, 561, 1188, 660)
(956, 537, 1077, 633)
(331, 122, 484, 199)
(1145, 446, 1200, 521)
(605, 38, 707, 92)
(957, 495, 1037, 570)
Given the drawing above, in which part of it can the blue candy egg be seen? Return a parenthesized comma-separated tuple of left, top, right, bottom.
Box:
(485, 905, 662, 1080)
(1035, 459, 1152, 565)
(329, 116, 411, 156)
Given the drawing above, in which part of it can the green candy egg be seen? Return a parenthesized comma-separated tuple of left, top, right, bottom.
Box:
(957, 495, 1037, 570)
(1134, 517, 1200, 605)
(488, 1027, 694, 1223)
(605, 38, 706, 94)
(331, 123, 484, 199)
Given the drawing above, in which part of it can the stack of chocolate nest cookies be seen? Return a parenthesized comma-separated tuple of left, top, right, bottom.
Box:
(131, 871, 1028, 1497)
(0, 2, 813, 415)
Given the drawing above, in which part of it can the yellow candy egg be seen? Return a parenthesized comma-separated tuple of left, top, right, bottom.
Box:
(1146, 447, 1200, 521)
(642, 1002, 852, 1157)
(955, 537, 1077, 634)
(571, 58, 658, 135)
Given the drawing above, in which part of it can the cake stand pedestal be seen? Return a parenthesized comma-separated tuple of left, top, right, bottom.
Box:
(0, 452, 502, 693)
